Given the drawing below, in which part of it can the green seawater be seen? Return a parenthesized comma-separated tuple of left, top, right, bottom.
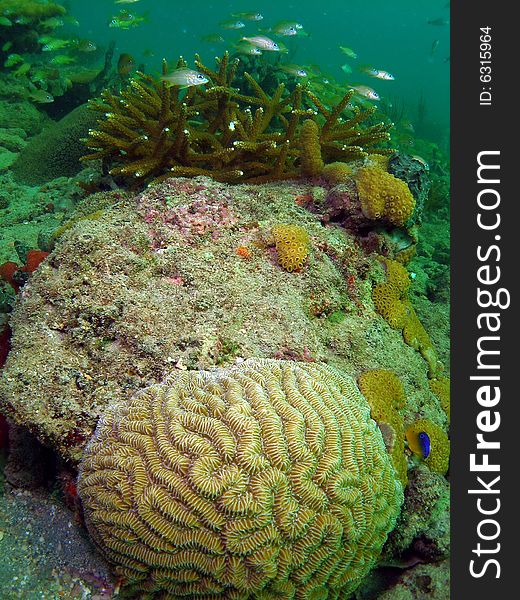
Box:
(70, 0, 449, 141)
(0, 2, 451, 597)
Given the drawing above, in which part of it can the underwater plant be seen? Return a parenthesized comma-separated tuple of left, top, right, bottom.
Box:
(82, 52, 394, 186)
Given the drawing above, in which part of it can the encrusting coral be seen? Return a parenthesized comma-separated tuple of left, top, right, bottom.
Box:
(372, 258, 410, 330)
(406, 419, 450, 476)
(358, 369, 408, 486)
(271, 224, 310, 272)
(82, 52, 393, 186)
(372, 258, 441, 377)
(354, 165, 416, 227)
(11, 104, 100, 185)
(78, 359, 403, 599)
(429, 376, 450, 422)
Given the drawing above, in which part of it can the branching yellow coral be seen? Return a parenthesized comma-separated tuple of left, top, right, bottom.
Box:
(355, 166, 415, 226)
(358, 369, 407, 486)
(78, 359, 403, 599)
(83, 53, 394, 186)
(272, 224, 310, 272)
(406, 419, 450, 476)
(299, 119, 324, 176)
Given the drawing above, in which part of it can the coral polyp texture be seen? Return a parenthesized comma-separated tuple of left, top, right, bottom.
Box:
(272, 224, 310, 272)
(429, 376, 450, 422)
(354, 166, 415, 227)
(372, 258, 411, 330)
(358, 369, 407, 486)
(405, 419, 450, 476)
(82, 52, 393, 186)
(78, 359, 403, 599)
(372, 258, 441, 377)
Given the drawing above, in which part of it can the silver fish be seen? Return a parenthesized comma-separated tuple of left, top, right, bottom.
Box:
(351, 85, 380, 101)
(362, 67, 395, 81)
(161, 68, 209, 87)
(241, 35, 279, 51)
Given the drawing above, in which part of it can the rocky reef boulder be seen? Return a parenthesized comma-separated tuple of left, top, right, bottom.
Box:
(0, 176, 442, 464)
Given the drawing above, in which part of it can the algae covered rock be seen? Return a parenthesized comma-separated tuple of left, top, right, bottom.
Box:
(78, 358, 403, 599)
(0, 177, 440, 464)
(11, 104, 98, 184)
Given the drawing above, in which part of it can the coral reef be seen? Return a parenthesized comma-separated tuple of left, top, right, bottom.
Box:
(0, 177, 435, 464)
(0, 249, 49, 292)
(375, 561, 450, 600)
(271, 223, 310, 272)
(322, 161, 355, 185)
(429, 376, 450, 422)
(358, 369, 407, 486)
(0, 0, 65, 21)
(372, 258, 441, 377)
(299, 118, 324, 176)
(355, 166, 415, 227)
(0, 320, 10, 369)
(11, 103, 99, 184)
(78, 358, 403, 599)
(82, 52, 393, 186)
(405, 420, 450, 476)
(384, 464, 449, 563)
(402, 305, 439, 376)
(0, 99, 49, 136)
(372, 258, 410, 329)
(388, 153, 431, 225)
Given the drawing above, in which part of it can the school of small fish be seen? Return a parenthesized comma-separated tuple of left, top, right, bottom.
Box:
(0, 1, 448, 114)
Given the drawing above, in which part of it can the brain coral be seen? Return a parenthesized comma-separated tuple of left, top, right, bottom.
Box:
(78, 359, 403, 599)
(354, 166, 415, 227)
(11, 104, 99, 185)
(272, 224, 310, 272)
